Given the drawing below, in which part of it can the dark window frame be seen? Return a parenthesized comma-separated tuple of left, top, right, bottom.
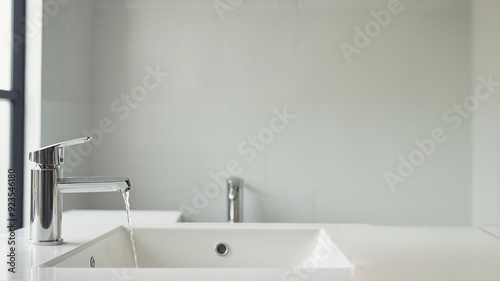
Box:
(1, 0, 26, 230)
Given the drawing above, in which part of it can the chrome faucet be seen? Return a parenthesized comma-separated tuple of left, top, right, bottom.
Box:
(29, 137, 131, 245)
(227, 177, 243, 223)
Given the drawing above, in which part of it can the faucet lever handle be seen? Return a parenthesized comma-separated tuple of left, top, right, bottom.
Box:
(29, 136, 92, 166)
(227, 177, 243, 200)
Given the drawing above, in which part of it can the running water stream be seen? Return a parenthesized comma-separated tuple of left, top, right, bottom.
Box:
(122, 190, 139, 268)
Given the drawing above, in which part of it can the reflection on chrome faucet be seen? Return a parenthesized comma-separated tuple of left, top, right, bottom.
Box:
(227, 177, 243, 223)
(29, 136, 131, 245)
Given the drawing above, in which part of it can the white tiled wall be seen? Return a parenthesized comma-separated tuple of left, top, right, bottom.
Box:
(41, 0, 482, 224)
(41, 0, 94, 209)
(471, 0, 500, 226)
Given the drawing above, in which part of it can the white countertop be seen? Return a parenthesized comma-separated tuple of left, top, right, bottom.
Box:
(2, 211, 500, 281)
(334, 225, 500, 281)
(0, 210, 182, 281)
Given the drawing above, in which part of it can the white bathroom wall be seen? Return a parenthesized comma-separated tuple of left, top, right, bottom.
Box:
(40, 0, 94, 209)
(472, 0, 500, 226)
(67, 0, 473, 225)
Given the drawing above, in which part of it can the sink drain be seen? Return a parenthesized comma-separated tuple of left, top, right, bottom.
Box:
(90, 256, 95, 268)
(215, 242, 229, 256)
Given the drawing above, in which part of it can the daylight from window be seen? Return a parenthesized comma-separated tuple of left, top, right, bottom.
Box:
(0, 101, 11, 234)
(0, 0, 12, 90)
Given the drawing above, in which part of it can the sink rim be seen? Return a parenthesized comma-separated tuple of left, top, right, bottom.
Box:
(40, 223, 352, 270)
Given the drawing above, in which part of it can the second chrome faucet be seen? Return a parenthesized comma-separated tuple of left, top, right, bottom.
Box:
(227, 177, 243, 223)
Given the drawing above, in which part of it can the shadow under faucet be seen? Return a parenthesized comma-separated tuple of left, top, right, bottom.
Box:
(29, 136, 131, 245)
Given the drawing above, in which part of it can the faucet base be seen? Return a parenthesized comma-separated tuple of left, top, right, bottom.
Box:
(29, 239, 63, 246)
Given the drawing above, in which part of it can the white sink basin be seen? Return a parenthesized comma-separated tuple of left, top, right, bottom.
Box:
(39, 224, 353, 281)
